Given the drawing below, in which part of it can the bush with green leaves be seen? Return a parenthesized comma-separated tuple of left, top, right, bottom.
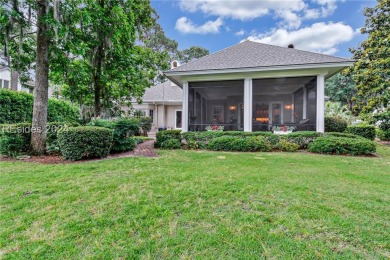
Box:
(57, 126, 113, 161)
(325, 116, 348, 132)
(0, 123, 32, 157)
(156, 130, 182, 148)
(308, 136, 376, 156)
(278, 139, 299, 152)
(208, 136, 271, 152)
(373, 109, 390, 141)
(346, 125, 376, 140)
(283, 131, 323, 149)
(160, 139, 181, 149)
(323, 132, 363, 139)
(139, 117, 152, 136)
(46, 122, 80, 154)
(89, 118, 139, 152)
(0, 89, 79, 124)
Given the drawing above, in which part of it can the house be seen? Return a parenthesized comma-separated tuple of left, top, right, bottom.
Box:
(163, 40, 353, 133)
(130, 61, 183, 131)
(0, 65, 34, 93)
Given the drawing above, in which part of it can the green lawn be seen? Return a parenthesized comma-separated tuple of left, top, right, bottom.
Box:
(1, 146, 390, 259)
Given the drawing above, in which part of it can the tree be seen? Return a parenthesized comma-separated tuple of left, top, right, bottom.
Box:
(177, 46, 209, 63)
(51, 0, 168, 117)
(325, 71, 356, 111)
(349, 0, 390, 115)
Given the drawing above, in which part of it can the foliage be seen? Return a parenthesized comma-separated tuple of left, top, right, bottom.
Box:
(325, 73, 356, 110)
(0, 89, 79, 124)
(323, 132, 363, 139)
(272, 126, 296, 132)
(89, 118, 139, 153)
(308, 136, 376, 155)
(50, 0, 169, 117)
(349, 0, 390, 115)
(377, 129, 390, 141)
(277, 139, 299, 152)
(57, 126, 113, 161)
(160, 139, 181, 150)
(156, 130, 182, 148)
(373, 108, 390, 131)
(177, 46, 209, 63)
(139, 117, 152, 136)
(325, 102, 356, 124)
(324, 116, 348, 133)
(208, 136, 272, 152)
(134, 136, 154, 144)
(46, 122, 80, 154)
(0, 123, 31, 157)
(205, 125, 224, 131)
(283, 131, 323, 149)
(346, 125, 376, 140)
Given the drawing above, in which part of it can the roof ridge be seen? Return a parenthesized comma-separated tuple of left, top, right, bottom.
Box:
(247, 40, 352, 61)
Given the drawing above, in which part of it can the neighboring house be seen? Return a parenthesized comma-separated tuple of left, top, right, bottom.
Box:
(164, 40, 353, 133)
(0, 65, 34, 93)
(130, 61, 183, 131)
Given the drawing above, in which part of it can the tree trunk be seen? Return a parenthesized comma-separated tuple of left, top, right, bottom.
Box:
(10, 70, 19, 91)
(31, 0, 50, 155)
(93, 45, 104, 118)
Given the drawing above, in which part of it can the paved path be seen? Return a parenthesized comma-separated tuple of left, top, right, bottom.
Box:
(132, 140, 158, 157)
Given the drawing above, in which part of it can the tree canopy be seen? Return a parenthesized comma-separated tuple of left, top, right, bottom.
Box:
(350, 0, 390, 115)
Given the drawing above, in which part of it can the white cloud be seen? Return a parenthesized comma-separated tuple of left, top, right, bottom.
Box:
(175, 17, 223, 34)
(247, 22, 356, 54)
(179, 0, 340, 29)
(235, 29, 245, 36)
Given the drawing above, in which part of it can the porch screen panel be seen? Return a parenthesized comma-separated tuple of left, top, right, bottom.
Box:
(188, 80, 244, 131)
(253, 76, 317, 132)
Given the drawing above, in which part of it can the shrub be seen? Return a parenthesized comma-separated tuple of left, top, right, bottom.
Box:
(283, 131, 323, 149)
(208, 136, 271, 152)
(160, 139, 181, 149)
(0, 123, 32, 157)
(325, 116, 348, 132)
(308, 137, 376, 156)
(346, 125, 376, 140)
(46, 122, 80, 154)
(324, 132, 363, 139)
(278, 139, 299, 152)
(0, 89, 79, 124)
(139, 117, 152, 136)
(57, 126, 113, 161)
(377, 129, 390, 141)
(156, 130, 182, 148)
(89, 118, 139, 152)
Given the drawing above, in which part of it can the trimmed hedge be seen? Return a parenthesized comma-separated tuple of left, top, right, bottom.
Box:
(0, 123, 32, 157)
(89, 118, 140, 152)
(377, 129, 390, 141)
(46, 122, 80, 154)
(58, 126, 113, 161)
(308, 136, 376, 155)
(0, 88, 79, 124)
(278, 139, 299, 152)
(325, 116, 348, 132)
(160, 139, 181, 149)
(282, 131, 322, 149)
(208, 136, 272, 152)
(323, 132, 363, 139)
(346, 125, 376, 140)
(156, 130, 182, 148)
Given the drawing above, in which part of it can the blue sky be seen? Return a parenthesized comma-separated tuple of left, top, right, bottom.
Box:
(151, 0, 377, 58)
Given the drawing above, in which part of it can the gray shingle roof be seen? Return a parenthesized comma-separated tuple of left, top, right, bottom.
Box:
(168, 41, 353, 73)
(141, 80, 182, 102)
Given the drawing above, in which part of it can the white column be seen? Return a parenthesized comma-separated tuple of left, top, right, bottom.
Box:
(303, 87, 307, 119)
(316, 75, 325, 133)
(244, 78, 253, 132)
(182, 81, 189, 132)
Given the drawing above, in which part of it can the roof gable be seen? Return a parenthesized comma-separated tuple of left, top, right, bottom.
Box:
(168, 41, 353, 73)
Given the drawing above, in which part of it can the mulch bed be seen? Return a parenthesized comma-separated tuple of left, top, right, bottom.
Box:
(0, 140, 158, 164)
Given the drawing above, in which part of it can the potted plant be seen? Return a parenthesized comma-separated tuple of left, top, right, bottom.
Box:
(272, 125, 296, 135)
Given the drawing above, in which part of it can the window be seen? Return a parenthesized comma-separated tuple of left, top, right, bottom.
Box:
(3, 80, 9, 89)
(175, 110, 182, 129)
(212, 106, 224, 123)
(0, 80, 2, 88)
(149, 109, 154, 120)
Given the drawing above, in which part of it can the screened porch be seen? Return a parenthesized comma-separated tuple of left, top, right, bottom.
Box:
(187, 76, 318, 132)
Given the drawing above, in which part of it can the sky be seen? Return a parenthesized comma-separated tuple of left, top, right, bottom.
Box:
(151, 0, 377, 58)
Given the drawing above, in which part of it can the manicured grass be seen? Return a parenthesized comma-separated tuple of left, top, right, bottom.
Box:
(1, 145, 390, 258)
